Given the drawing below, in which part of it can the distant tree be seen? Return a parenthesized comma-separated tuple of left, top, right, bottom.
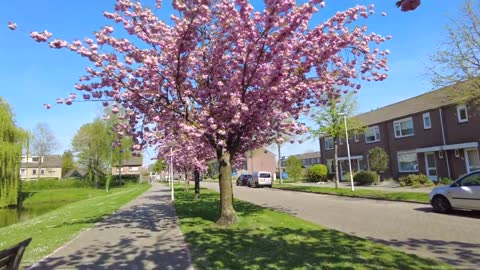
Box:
(368, 147, 389, 183)
(428, 0, 480, 103)
(152, 159, 167, 174)
(0, 98, 26, 208)
(32, 122, 58, 178)
(309, 93, 365, 189)
(72, 119, 110, 188)
(61, 150, 75, 177)
(286, 156, 303, 181)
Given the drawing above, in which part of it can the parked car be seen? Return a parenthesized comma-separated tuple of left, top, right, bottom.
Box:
(236, 174, 252, 186)
(249, 171, 273, 188)
(429, 171, 480, 213)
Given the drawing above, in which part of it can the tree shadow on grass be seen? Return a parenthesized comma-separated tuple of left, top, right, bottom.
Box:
(181, 224, 448, 270)
(175, 189, 449, 270)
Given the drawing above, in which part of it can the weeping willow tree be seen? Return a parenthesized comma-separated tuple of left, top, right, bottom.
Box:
(0, 98, 25, 208)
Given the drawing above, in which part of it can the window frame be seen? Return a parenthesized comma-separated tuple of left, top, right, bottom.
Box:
(457, 104, 468, 123)
(354, 132, 359, 142)
(422, 112, 431, 129)
(325, 137, 334, 150)
(393, 117, 415, 138)
(397, 151, 419, 173)
(365, 126, 381, 144)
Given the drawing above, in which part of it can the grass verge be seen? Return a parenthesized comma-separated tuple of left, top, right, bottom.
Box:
(175, 187, 450, 270)
(0, 184, 150, 267)
(274, 185, 430, 203)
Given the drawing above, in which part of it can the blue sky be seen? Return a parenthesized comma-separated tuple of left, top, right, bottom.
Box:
(0, 0, 465, 164)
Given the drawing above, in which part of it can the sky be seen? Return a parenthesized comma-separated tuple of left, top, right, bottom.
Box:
(0, 0, 467, 165)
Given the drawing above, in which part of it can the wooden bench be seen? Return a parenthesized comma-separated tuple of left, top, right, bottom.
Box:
(0, 238, 32, 270)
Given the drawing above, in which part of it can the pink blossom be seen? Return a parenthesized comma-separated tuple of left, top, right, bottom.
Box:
(43, 103, 51, 109)
(56, 98, 63, 104)
(65, 99, 73, 105)
(30, 30, 52, 42)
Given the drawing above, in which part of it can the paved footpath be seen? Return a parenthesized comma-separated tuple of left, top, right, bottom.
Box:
(30, 184, 193, 270)
(204, 182, 480, 270)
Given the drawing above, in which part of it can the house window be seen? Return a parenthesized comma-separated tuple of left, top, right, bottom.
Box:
(365, 126, 380, 143)
(32, 169, 37, 175)
(325, 137, 334, 150)
(438, 151, 444, 159)
(457, 104, 468, 122)
(455, 149, 460, 157)
(32, 157, 39, 162)
(40, 169, 45, 175)
(20, 169, 26, 176)
(423, 113, 431, 129)
(354, 132, 359, 142)
(394, 117, 414, 138)
(338, 137, 343, 145)
(397, 151, 418, 172)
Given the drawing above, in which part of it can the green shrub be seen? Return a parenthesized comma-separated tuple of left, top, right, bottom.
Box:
(353, 171, 378, 185)
(21, 178, 92, 190)
(398, 174, 434, 187)
(438, 177, 453, 185)
(306, 164, 328, 182)
(213, 174, 219, 179)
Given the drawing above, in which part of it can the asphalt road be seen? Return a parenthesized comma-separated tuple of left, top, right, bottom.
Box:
(203, 182, 480, 270)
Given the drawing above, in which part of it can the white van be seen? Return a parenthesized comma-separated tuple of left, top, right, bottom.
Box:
(249, 171, 273, 188)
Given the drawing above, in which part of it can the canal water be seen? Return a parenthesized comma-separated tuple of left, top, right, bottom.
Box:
(0, 201, 69, 228)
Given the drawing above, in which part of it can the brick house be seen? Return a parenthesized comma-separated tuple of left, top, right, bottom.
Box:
(235, 147, 277, 176)
(112, 156, 143, 176)
(20, 155, 62, 180)
(320, 82, 480, 181)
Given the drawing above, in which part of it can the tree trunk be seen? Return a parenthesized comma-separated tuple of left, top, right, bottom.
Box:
(184, 172, 189, 192)
(194, 169, 200, 200)
(334, 138, 339, 189)
(216, 150, 238, 225)
(277, 143, 282, 185)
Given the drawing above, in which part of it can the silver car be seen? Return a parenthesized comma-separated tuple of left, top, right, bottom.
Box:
(429, 171, 480, 213)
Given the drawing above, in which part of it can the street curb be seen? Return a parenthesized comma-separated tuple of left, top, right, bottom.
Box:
(271, 187, 430, 205)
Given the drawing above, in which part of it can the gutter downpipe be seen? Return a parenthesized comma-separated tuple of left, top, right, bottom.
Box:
(439, 108, 451, 179)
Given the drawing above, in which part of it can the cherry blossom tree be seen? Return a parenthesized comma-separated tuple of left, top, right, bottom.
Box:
(10, 0, 390, 225)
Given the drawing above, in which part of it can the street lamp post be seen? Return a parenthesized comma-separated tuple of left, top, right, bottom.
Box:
(170, 146, 174, 201)
(340, 113, 355, 192)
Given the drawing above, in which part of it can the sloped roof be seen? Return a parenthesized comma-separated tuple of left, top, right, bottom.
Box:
(353, 80, 478, 126)
(121, 156, 143, 166)
(64, 168, 88, 178)
(291, 151, 321, 160)
(21, 155, 62, 168)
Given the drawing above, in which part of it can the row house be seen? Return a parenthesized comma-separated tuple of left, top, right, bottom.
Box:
(112, 156, 144, 176)
(280, 151, 322, 171)
(320, 82, 480, 181)
(20, 155, 62, 180)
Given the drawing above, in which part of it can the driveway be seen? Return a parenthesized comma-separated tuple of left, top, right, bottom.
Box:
(203, 182, 480, 270)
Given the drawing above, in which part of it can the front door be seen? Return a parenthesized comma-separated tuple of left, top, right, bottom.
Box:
(425, 152, 437, 181)
(465, 149, 480, 173)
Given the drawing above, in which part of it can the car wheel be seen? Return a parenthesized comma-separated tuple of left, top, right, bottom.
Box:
(431, 195, 452, 213)
(236, 181, 239, 186)
(269, 185, 272, 188)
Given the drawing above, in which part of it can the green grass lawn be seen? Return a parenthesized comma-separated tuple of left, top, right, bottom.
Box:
(174, 188, 450, 270)
(274, 185, 430, 203)
(0, 184, 150, 267)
